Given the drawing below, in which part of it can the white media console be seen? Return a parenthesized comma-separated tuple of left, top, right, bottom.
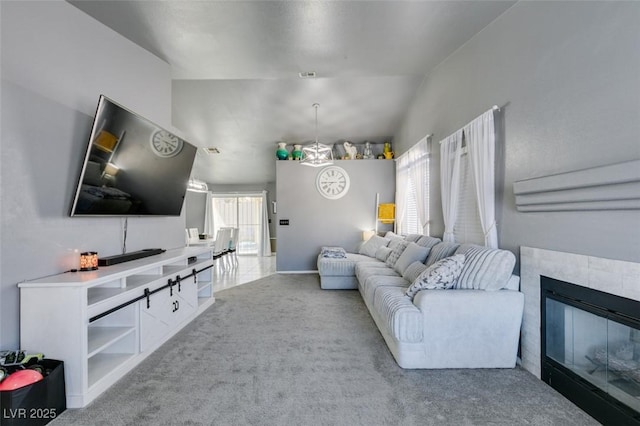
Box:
(19, 247, 215, 408)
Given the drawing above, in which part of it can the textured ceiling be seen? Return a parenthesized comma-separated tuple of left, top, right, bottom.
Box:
(69, 0, 515, 184)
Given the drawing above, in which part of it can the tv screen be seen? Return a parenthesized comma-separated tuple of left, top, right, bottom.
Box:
(70, 95, 197, 216)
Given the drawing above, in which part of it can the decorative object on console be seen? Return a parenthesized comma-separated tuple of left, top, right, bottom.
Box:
(276, 142, 289, 160)
(316, 166, 350, 200)
(300, 103, 334, 167)
(79, 252, 99, 271)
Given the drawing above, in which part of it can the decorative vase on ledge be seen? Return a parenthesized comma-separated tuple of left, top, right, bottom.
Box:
(292, 144, 302, 160)
(276, 142, 288, 160)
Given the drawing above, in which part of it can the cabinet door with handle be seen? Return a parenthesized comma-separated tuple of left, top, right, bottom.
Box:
(139, 279, 197, 352)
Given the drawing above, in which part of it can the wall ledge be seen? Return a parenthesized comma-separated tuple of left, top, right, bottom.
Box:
(513, 160, 640, 212)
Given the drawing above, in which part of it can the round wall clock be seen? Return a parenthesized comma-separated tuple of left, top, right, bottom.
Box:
(316, 166, 350, 200)
(150, 129, 183, 158)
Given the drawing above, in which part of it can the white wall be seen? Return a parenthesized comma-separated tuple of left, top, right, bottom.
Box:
(0, 1, 183, 348)
(393, 1, 640, 268)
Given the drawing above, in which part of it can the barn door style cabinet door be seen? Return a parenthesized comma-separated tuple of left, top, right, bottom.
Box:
(19, 247, 215, 408)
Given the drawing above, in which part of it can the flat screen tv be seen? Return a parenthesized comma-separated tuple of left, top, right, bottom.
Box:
(70, 95, 197, 216)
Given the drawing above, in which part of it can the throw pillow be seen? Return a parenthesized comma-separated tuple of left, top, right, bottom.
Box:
(393, 242, 430, 275)
(385, 231, 405, 250)
(415, 235, 442, 249)
(358, 235, 390, 258)
(424, 242, 460, 267)
(403, 234, 422, 243)
(402, 261, 428, 283)
(405, 254, 466, 300)
(453, 244, 516, 291)
(375, 246, 393, 262)
(385, 240, 409, 268)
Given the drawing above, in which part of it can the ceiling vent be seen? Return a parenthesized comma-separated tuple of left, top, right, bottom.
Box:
(298, 71, 316, 79)
(203, 147, 220, 154)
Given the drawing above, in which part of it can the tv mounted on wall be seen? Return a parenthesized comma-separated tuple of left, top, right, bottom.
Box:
(70, 95, 197, 216)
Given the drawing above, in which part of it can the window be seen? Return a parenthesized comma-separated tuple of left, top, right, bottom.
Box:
(211, 195, 263, 255)
(396, 136, 430, 236)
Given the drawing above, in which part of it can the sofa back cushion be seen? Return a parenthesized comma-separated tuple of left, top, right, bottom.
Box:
(384, 231, 406, 250)
(402, 261, 428, 283)
(393, 243, 430, 275)
(385, 240, 409, 268)
(403, 234, 422, 243)
(375, 246, 393, 262)
(358, 235, 390, 258)
(425, 242, 460, 267)
(415, 235, 441, 249)
(453, 244, 516, 291)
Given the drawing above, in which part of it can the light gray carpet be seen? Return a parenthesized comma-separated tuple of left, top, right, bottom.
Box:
(54, 274, 599, 425)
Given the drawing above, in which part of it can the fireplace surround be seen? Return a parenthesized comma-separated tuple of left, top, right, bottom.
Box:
(541, 276, 640, 424)
(520, 247, 640, 423)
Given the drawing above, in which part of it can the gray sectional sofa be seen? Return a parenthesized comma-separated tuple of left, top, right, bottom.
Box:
(317, 233, 524, 369)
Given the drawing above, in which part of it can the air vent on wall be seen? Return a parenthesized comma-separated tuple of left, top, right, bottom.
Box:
(203, 147, 220, 154)
(298, 71, 316, 78)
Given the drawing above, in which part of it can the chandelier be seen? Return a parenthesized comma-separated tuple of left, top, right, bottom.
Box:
(300, 103, 334, 167)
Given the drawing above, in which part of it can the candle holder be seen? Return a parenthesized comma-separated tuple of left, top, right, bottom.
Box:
(80, 252, 99, 271)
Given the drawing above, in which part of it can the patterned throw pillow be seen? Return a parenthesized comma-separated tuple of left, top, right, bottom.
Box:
(405, 254, 466, 300)
(385, 240, 409, 268)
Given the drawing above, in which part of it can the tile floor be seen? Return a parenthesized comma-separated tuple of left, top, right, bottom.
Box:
(212, 254, 277, 292)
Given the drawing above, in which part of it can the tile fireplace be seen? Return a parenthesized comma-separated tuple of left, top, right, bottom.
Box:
(541, 276, 640, 424)
(520, 247, 640, 424)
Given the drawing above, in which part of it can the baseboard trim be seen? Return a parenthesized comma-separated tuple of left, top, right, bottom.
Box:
(277, 270, 318, 274)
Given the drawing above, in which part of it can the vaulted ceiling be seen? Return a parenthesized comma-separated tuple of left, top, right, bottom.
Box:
(69, 0, 516, 184)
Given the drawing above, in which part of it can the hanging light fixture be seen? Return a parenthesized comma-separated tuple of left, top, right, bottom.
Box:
(300, 103, 334, 167)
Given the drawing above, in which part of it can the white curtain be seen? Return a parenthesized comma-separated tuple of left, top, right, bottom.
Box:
(464, 110, 498, 248)
(440, 130, 463, 243)
(259, 190, 272, 257)
(407, 136, 430, 234)
(203, 191, 215, 236)
(395, 154, 410, 234)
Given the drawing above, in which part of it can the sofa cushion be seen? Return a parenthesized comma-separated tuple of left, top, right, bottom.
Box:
(405, 254, 466, 300)
(385, 232, 405, 249)
(425, 242, 460, 267)
(402, 261, 428, 283)
(393, 242, 430, 275)
(360, 275, 409, 307)
(385, 240, 409, 268)
(454, 244, 516, 291)
(356, 265, 400, 287)
(403, 234, 422, 243)
(317, 253, 373, 277)
(373, 285, 423, 343)
(375, 246, 393, 262)
(358, 235, 390, 258)
(416, 235, 442, 249)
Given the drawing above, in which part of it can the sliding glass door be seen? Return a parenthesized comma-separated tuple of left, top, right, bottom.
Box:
(211, 195, 263, 255)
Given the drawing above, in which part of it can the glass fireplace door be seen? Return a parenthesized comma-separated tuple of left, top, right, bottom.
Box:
(545, 297, 640, 413)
